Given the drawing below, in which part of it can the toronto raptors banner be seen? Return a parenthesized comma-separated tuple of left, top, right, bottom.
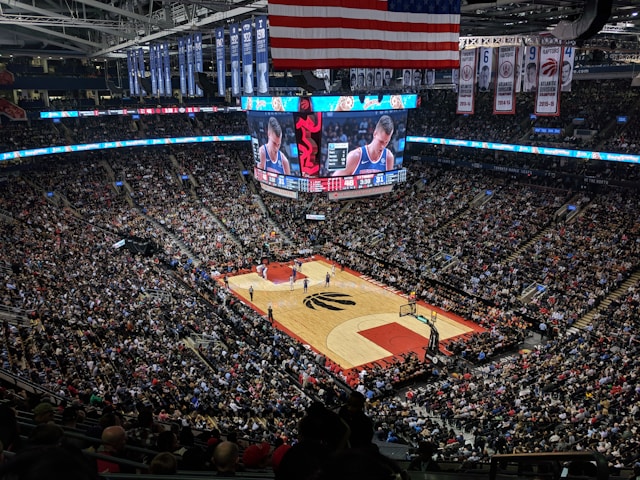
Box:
(127, 49, 136, 96)
(493, 46, 516, 114)
(522, 46, 538, 93)
(457, 49, 476, 114)
(178, 37, 187, 96)
(163, 42, 171, 97)
(477, 47, 493, 93)
(194, 32, 204, 97)
(215, 27, 226, 97)
(255, 15, 269, 95)
(230, 23, 241, 97)
(150, 44, 157, 95)
(535, 44, 562, 116)
(136, 47, 146, 96)
(186, 34, 195, 97)
(241, 19, 254, 95)
(156, 44, 164, 96)
(561, 45, 575, 92)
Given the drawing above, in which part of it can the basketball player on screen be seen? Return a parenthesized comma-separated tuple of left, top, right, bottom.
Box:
(258, 116, 291, 175)
(331, 115, 395, 176)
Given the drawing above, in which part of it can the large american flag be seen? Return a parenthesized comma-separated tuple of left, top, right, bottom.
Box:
(268, 0, 461, 70)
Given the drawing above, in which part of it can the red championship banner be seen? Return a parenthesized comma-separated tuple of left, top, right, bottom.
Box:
(457, 49, 476, 114)
(0, 69, 15, 86)
(0, 98, 26, 120)
(535, 44, 562, 116)
(493, 46, 516, 114)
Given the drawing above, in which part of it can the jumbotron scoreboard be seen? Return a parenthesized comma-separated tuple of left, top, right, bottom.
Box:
(245, 93, 417, 199)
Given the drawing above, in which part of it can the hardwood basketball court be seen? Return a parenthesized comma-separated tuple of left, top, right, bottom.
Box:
(227, 257, 481, 371)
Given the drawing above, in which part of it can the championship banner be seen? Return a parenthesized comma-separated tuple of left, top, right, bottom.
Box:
(255, 15, 269, 95)
(535, 44, 562, 116)
(241, 19, 254, 95)
(127, 49, 136, 96)
(178, 37, 187, 96)
(523, 46, 539, 93)
(136, 47, 146, 95)
(477, 47, 493, 92)
(493, 46, 516, 114)
(186, 34, 195, 97)
(230, 23, 241, 97)
(163, 42, 171, 97)
(194, 32, 203, 97)
(561, 45, 575, 92)
(150, 44, 158, 96)
(215, 27, 226, 97)
(457, 49, 476, 114)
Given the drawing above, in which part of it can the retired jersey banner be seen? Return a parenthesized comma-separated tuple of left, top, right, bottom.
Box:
(268, 0, 461, 70)
(241, 19, 254, 95)
(150, 44, 158, 95)
(156, 44, 165, 96)
(178, 37, 187, 96)
(477, 47, 493, 93)
(535, 44, 562, 116)
(561, 45, 575, 92)
(127, 49, 136, 96)
(523, 46, 538, 93)
(215, 27, 226, 97)
(255, 15, 269, 95)
(186, 35, 195, 97)
(163, 42, 171, 97)
(457, 49, 476, 114)
(136, 48, 146, 96)
(493, 46, 516, 114)
(230, 23, 241, 97)
(194, 32, 203, 97)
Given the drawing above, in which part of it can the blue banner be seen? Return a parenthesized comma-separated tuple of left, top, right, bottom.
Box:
(163, 42, 171, 97)
(241, 19, 254, 95)
(194, 31, 203, 97)
(136, 47, 146, 96)
(186, 35, 195, 97)
(230, 23, 240, 97)
(150, 44, 158, 95)
(215, 27, 226, 97)
(255, 15, 269, 95)
(178, 37, 187, 96)
(127, 49, 135, 96)
(156, 43, 164, 96)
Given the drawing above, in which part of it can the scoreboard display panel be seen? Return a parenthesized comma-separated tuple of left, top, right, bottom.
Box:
(245, 94, 415, 194)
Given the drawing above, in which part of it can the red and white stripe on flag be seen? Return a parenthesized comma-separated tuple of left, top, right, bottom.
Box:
(535, 45, 562, 116)
(457, 49, 476, 114)
(493, 46, 516, 114)
(268, 0, 461, 70)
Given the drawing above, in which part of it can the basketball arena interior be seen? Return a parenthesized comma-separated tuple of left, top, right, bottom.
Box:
(0, 1, 640, 479)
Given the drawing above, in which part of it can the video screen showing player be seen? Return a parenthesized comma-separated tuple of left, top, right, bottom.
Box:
(320, 110, 407, 177)
(247, 112, 300, 176)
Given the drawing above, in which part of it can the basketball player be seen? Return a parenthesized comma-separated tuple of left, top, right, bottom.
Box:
(331, 115, 395, 176)
(258, 116, 291, 175)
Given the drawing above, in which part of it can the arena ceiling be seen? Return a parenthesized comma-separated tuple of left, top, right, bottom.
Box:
(0, 0, 638, 61)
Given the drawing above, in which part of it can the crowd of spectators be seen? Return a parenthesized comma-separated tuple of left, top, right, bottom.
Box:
(1, 91, 640, 477)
